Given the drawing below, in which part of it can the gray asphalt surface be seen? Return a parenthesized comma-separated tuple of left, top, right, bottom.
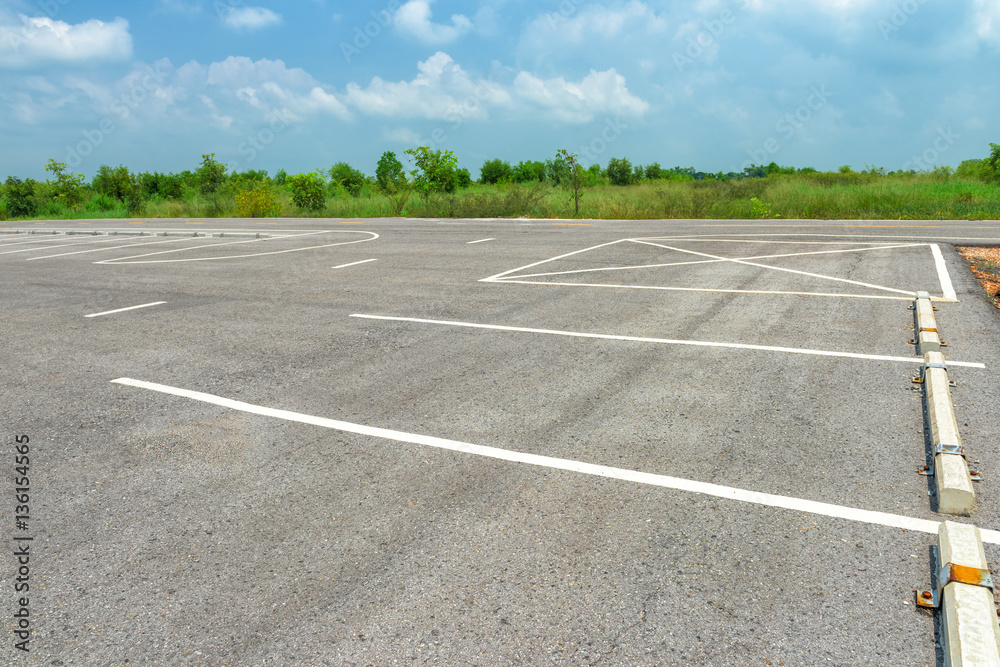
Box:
(3, 217, 1000, 666)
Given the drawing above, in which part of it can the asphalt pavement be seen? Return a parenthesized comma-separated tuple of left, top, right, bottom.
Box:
(3, 217, 1000, 665)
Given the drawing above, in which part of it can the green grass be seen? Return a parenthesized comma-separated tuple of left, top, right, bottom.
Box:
(2, 173, 998, 222)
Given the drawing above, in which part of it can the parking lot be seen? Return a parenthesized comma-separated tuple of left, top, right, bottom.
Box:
(4, 217, 1000, 665)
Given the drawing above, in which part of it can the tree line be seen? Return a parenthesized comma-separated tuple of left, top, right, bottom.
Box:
(2, 144, 998, 220)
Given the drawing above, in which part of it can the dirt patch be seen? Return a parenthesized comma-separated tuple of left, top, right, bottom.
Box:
(957, 246, 1000, 310)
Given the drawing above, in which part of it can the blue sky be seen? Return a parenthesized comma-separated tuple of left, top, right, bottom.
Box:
(0, 0, 998, 180)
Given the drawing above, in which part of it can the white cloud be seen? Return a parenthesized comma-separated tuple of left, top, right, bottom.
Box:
(382, 127, 422, 144)
(513, 68, 650, 123)
(394, 0, 472, 44)
(0, 14, 132, 69)
(343, 52, 505, 120)
(222, 6, 283, 32)
(342, 52, 648, 124)
(974, 0, 1000, 42)
(522, 1, 667, 50)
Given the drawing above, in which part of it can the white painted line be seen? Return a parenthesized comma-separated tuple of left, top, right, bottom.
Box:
(638, 237, 925, 246)
(931, 244, 959, 301)
(26, 236, 199, 260)
(111, 377, 1000, 544)
(0, 236, 125, 255)
(96, 231, 378, 264)
(507, 243, 925, 281)
(631, 240, 916, 296)
(485, 279, 919, 302)
(350, 314, 987, 368)
(467, 238, 496, 245)
(481, 239, 627, 282)
(333, 258, 378, 269)
(85, 302, 167, 318)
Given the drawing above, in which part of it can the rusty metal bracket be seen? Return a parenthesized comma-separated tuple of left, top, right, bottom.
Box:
(911, 363, 956, 387)
(918, 444, 983, 481)
(916, 562, 998, 608)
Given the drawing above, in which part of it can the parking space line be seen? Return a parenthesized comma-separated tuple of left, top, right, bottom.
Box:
(930, 244, 958, 301)
(26, 236, 201, 261)
(85, 302, 166, 318)
(111, 377, 1000, 544)
(508, 243, 925, 280)
(0, 236, 129, 255)
(487, 279, 922, 301)
(333, 259, 377, 269)
(631, 240, 916, 296)
(94, 231, 378, 264)
(349, 314, 986, 368)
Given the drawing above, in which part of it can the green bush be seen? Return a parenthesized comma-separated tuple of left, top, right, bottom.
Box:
(93, 164, 144, 214)
(4, 176, 37, 218)
(286, 173, 326, 211)
(606, 157, 635, 186)
(511, 160, 546, 183)
(480, 158, 512, 184)
(85, 193, 117, 212)
(375, 151, 406, 192)
(328, 162, 367, 197)
(405, 146, 458, 197)
(235, 185, 281, 217)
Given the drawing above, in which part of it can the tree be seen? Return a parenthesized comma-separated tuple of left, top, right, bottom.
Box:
(286, 172, 326, 211)
(455, 167, 472, 188)
(375, 151, 406, 192)
(328, 162, 367, 197)
(139, 171, 184, 199)
(480, 158, 512, 184)
(512, 160, 546, 183)
(374, 151, 410, 215)
(196, 153, 227, 210)
(645, 162, 665, 180)
(404, 146, 458, 198)
(93, 165, 144, 215)
(986, 143, 1000, 183)
(556, 149, 585, 215)
(605, 157, 635, 186)
(44, 158, 85, 208)
(4, 176, 38, 218)
(546, 155, 570, 185)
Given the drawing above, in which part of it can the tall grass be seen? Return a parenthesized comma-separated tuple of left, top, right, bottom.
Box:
(3, 173, 998, 221)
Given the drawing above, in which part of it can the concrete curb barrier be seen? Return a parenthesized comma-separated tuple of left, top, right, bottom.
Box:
(919, 350, 977, 516)
(914, 291, 942, 353)
(918, 522, 1000, 666)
